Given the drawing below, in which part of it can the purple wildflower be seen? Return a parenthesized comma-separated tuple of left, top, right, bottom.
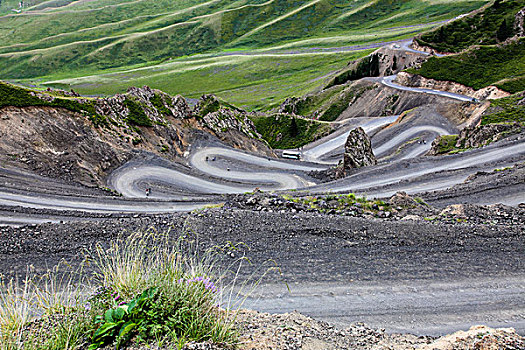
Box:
(185, 276, 218, 293)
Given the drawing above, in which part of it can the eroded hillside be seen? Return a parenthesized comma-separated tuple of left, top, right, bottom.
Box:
(0, 82, 272, 186)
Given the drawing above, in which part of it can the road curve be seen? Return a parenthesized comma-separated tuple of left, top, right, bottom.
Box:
(373, 125, 450, 157)
(0, 190, 207, 213)
(381, 75, 473, 102)
(302, 115, 399, 163)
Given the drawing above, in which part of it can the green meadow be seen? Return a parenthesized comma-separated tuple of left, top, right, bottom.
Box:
(0, 0, 489, 110)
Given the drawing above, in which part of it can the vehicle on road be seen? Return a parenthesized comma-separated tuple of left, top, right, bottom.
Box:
(282, 151, 301, 160)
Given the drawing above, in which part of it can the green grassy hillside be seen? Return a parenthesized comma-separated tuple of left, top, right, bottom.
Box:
(251, 113, 331, 148)
(407, 38, 525, 93)
(0, 0, 489, 109)
(409, 0, 525, 94)
(416, 0, 524, 53)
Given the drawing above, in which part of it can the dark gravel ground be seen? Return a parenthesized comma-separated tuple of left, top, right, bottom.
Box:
(1, 207, 523, 285)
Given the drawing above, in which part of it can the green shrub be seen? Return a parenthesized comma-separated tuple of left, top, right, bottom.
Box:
(432, 135, 459, 154)
(1, 231, 240, 350)
(89, 114, 109, 128)
(150, 93, 172, 117)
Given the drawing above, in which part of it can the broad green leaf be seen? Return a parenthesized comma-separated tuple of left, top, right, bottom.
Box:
(118, 321, 137, 341)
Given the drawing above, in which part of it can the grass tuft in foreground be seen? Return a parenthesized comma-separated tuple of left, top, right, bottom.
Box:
(0, 230, 242, 350)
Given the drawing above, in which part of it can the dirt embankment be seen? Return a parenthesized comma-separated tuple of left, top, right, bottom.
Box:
(337, 80, 455, 121)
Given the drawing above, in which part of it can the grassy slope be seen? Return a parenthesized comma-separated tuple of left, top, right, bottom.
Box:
(416, 0, 524, 53)
(0, 0, 489, 110)
(409, 0, 525, 94)
(407, 38, 525, 93)
(44, 50, 374, 111)
(251, 114, 331, 149)
(482, 92, 525, 125)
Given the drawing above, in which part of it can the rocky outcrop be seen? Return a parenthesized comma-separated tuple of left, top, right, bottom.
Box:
(0, 106, 130, 186)
(455, 122, 523, 148)
(375, 45, 428, 76)
(515, 7, 525, 37)
(336, 127, 377, 178)
(0, 86, 274, 186)
(93, 86, 192, 125)
(396, 72, 510, 100)
(277, 97, 299, 115)
(411, 39, 444, 55)
(327, 46, 427, 89)
(195, 95, 274, 156)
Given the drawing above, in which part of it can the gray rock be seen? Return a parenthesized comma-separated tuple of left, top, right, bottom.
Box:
(337, 127, 377, 178)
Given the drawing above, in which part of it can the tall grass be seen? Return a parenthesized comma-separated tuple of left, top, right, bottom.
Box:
(0, 275, 34, 348)
(0, 228, 259, 350)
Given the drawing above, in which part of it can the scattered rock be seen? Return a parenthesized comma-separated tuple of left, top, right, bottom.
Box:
(401, 214, 422, 221)
(420, 325, 525, 350)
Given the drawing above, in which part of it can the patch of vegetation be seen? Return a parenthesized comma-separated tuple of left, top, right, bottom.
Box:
(416, 0, 524, 53)
(150, 93, 172, 117)
(494, 166, 512, 172)
(0, 81, 97, 115)
(0, 232, 240, 350)
(482, 93, 525, 125)
(414, 197, 429, 207)
(326, 53, 380, 89)
(407, 38, 525, 93)
(280, 193, 391, 213)
(496, 77, 525, 93)
(89, 114, 109, 128)
(1, 0, 489, 111)
(197, 96, 221, 118)
(251, 114, 331, 149)
(432, 135, 459, 154)
(319, 85, 374, 122)
(123, 98, 153, 127)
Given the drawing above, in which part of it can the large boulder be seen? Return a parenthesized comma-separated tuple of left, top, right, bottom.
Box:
(336, 127, 377, 178)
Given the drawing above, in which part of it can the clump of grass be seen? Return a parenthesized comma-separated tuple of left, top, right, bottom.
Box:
(0, 275, 34, 348)
(0, 230, 244, 350)
(432, 135, 459, 155)
(123, 98, 153, 127)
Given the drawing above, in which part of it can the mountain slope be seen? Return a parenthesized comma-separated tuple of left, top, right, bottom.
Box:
(416, 0, 524, 53)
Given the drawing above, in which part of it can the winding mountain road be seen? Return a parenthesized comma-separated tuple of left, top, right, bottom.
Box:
(1, 37, 524, 339)
(373, 125, 450, 157)
(0, 39, 518, 210)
